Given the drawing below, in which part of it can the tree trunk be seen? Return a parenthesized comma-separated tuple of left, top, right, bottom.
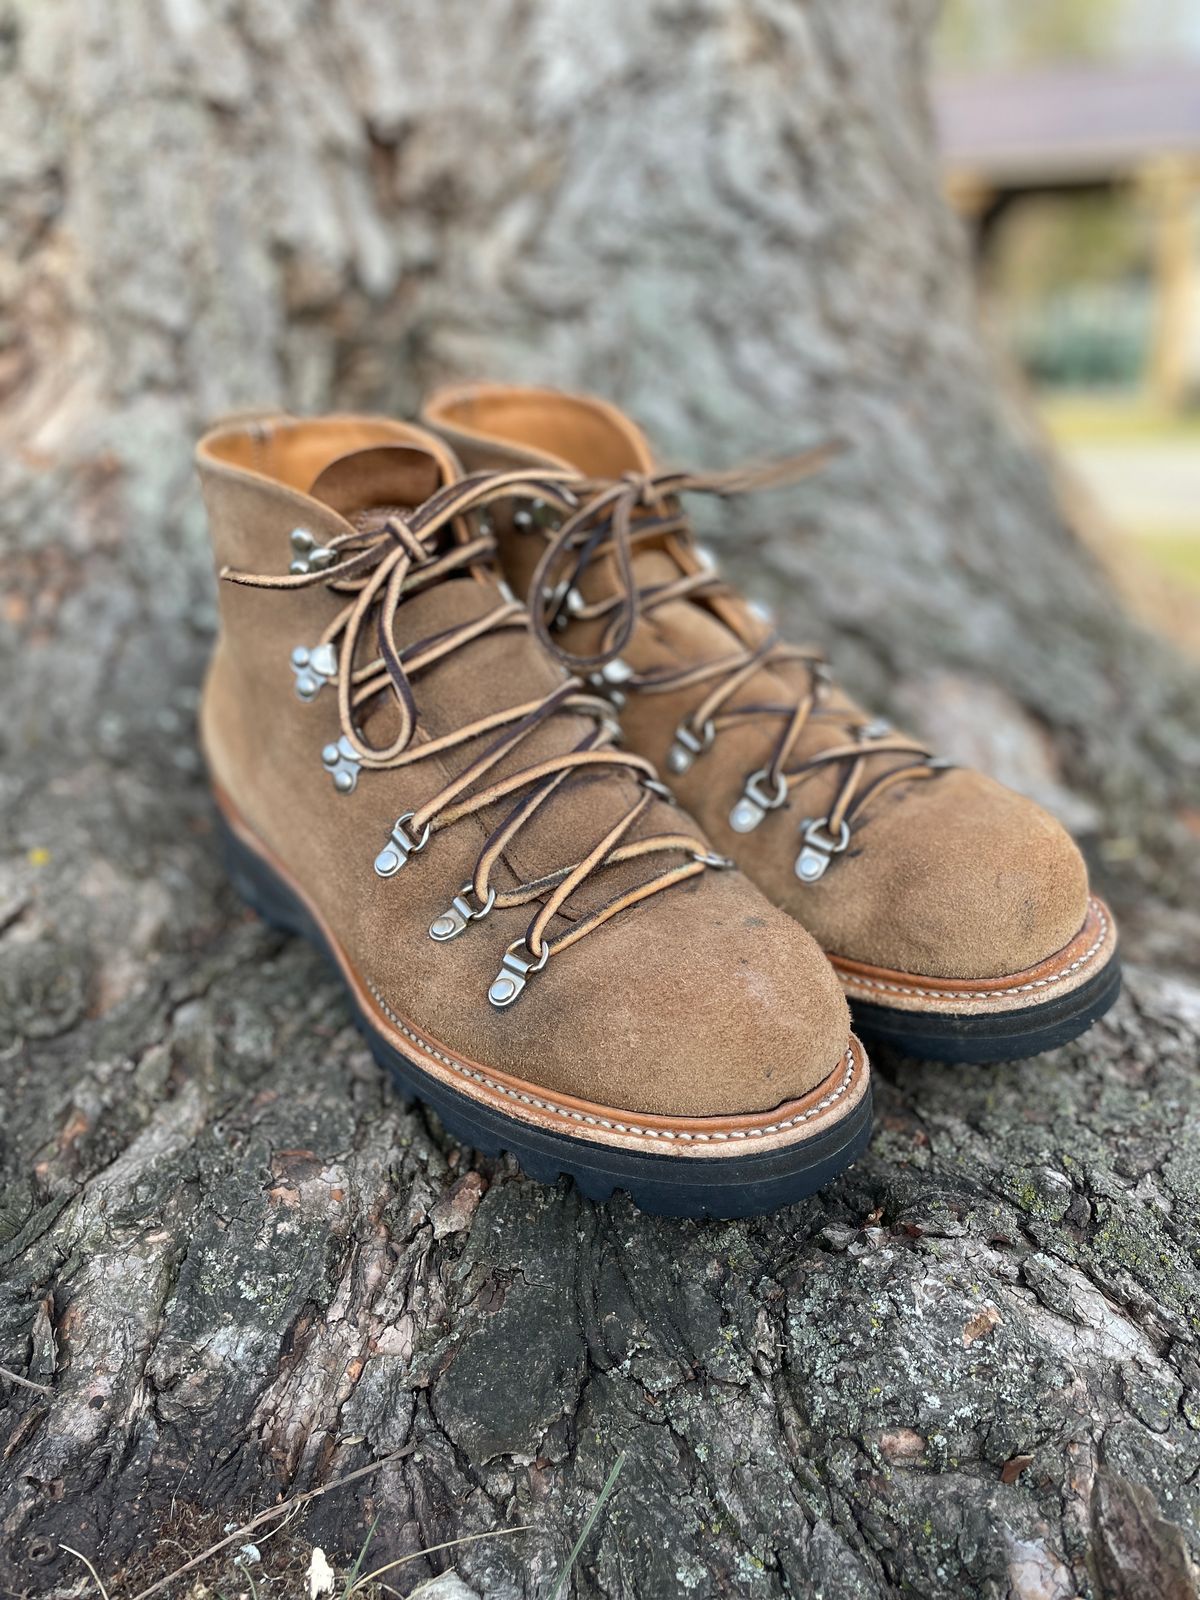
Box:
(2, 2, 1199, 1597)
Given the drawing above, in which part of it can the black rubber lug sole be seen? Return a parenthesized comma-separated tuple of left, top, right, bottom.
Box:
(215, 808, 873, 1219)
(847, 951, 1122, 1065)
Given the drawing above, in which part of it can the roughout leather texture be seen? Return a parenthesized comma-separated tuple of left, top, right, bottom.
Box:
(422, 383, 1097, 985)
(196, 415, 855, 1119)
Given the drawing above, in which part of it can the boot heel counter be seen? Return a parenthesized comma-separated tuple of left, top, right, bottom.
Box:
(199, 637, 247, 800)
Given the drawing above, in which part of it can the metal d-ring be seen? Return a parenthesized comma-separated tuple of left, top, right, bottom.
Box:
(488, 938, 550, 1008)
(794, 817, 851, 884)
(429, 881, 497, 942)
(728, 767, 789, 834)
(666, 717, 716, 776)
(373, 812, 432, 878)
(640, 776, 677, 804)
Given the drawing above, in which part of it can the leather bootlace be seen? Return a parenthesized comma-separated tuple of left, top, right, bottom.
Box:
(526, 458, 949, 881)
(222, 469, 727, 1005)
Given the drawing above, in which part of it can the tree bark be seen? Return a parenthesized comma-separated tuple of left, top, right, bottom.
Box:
(2, 2, 1199, 1597)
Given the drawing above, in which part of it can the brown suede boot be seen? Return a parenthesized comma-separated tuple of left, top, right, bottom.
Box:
(195, 415, 870, 1215)
(421, 384, 1121, 1063)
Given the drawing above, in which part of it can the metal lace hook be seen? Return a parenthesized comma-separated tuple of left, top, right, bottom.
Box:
(373, 812, 432, 877)
(488, 939, 550, 1008)
(794, 817, 851, 883)
(729, 767, 789, 834)
(429, 882, 497, 941)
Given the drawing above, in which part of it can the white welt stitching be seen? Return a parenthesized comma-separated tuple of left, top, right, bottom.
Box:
(838, 900, 1111, 1003)
(364, 978, 856, 1143)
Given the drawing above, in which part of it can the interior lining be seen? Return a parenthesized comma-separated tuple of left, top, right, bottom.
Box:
(199, 416, 447, 492)
(433, 387, 653, 477)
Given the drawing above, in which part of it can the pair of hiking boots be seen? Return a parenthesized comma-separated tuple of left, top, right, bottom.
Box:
(197, 384, 1120, 1219)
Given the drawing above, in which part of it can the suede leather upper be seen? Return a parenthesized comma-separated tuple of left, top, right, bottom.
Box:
(196, 415, 854, 1117)
(421, 383, 1093, 983)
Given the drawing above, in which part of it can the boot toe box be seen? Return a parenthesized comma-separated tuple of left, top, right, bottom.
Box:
(455, 870, 855, 1119)
(807, 771, 1091, 981)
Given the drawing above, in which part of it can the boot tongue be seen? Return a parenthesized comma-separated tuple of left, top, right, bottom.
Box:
(482, 406, 802, 718)
(523, 412, 765, 669)
(431, 394, 776, 680)
(307, 442, 500, 741)
(308, 444, 450, 527)
(308, 439, 665, 921)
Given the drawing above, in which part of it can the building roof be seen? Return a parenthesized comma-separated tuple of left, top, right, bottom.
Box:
(935, 62, 1200, 186)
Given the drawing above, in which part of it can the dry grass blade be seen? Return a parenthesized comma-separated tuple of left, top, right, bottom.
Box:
(60, 1544, 112, 1600)
(345, 1526, 533, 1596)
(234, 1551, 260, 1600)
(340, 1513, 380, 1599)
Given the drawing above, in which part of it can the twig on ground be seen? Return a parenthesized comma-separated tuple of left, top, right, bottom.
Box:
(0, 1364, 51, 1395)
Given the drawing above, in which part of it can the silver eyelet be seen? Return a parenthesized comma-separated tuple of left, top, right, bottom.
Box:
(488, 939, 549, 1007)
(322, 735, 361, 794)
(666, 718, 715, 775)
(729, 767, 788, 834)
(373, 812, 431, 877)
(858, 718, 893, 741)
(599, 658, 634, 685)
(513, 498, 564, 535)
(291, 642, 338, 701)
(794, 817, 851, 883)
(588, 657, 635, 709)
(429, 882, 497, 941)
(542, 580, 587, 631)
(289, 528, 337, 575)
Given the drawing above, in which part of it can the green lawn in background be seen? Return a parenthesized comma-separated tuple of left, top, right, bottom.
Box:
(1039, 392, 1200, 596)
(1137, 531, 1200, 585)
(1041, 393, 1200, 448)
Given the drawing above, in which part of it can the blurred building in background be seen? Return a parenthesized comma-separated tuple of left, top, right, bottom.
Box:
(938, 64, 1200, 408)
(935, 0, 1200, 629)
